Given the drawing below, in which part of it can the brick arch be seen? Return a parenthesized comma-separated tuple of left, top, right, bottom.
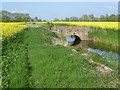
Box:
(64, 33, 81, 40)
(55, 26, 89, 40)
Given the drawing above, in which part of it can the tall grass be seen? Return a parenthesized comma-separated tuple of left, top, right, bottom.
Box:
(2, 29, 29, 88)
(89, 27, 118, 47)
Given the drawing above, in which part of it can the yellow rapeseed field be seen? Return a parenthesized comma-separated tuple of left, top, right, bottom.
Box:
(0, 22, 119, 40)
(51, 22, 119, 30)
(1, 22, 27, 39)
(36, 22, 119, 29)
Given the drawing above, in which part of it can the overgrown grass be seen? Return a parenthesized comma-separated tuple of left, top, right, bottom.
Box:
(2, 28, 29, 88)
(89, 27, 118, 47)
(2, 25, 118, 88)
(88, 41, 118, 54)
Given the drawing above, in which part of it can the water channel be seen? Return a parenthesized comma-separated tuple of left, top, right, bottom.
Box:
(66, 35, 120, 62)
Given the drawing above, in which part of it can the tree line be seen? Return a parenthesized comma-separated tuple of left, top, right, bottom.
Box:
(54, 14, 119, 22)
(0, 10, 119, 22)
(0, 10, 42, 22)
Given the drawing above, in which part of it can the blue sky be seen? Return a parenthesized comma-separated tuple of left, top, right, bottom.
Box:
(2, 2, 118, 21)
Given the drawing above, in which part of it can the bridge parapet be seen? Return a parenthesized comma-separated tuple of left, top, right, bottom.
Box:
(55, 26, 89, 40)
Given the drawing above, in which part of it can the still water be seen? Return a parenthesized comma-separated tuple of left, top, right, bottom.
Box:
(66, 35, 120, 61)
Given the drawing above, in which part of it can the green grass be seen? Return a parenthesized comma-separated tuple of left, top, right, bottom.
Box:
(89, 27, 118, 47)
(88, 41, 118, 54)
(2, 25, 118, 88)
(2, 29, 29, 88)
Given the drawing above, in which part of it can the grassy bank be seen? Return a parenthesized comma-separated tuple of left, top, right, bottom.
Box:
(2, 28, 29, 88)
(89, 27, 118, 47)
(2, 25, 118, 88)
(88, 41, 118, 54)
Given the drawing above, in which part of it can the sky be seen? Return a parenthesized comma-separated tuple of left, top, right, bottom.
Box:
(2, 2, 118, 21)
(1, 0, 120, 2)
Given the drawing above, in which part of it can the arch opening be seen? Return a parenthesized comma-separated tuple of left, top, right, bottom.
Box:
(65, 35, 81, 46)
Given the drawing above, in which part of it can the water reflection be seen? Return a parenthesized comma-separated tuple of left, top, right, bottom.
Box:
(66, 35, 76, 42)
(66, 35, 119, 61)
(88, 48, 120, 61)
(66, 35, 81, 46)
(51, 27, 54, 30)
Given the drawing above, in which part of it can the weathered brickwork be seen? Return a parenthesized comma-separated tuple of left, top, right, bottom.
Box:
(55, 26, 89, 40)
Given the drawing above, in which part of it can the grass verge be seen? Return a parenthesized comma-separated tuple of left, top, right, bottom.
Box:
(89, 27, 118, 47)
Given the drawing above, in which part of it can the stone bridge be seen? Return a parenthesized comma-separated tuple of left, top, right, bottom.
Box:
(55, 26, 89, 40)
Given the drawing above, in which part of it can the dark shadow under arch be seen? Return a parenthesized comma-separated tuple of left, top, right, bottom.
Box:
(71, 35, 81, 46)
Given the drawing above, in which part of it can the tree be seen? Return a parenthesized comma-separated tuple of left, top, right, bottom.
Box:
(105, 14, 109, 21)
(118, 15, 120, 22)
(88, 14, 94, 22)
(79, 17, 83, 22)
(1, 10, 11, 22)
(65, 18, 70, 21)
(108, 14, 117, 22)
(14, 15, 23, 22)
(70, 17, 79, 21)
(0, 10, 31, 22)
(38, 19, 42, 22)
(54, 18, 60, 22)
(82, 14, 89, 21)
(93, 17, 99, 22)
(2, 16, 11, 22)
(31, 18, 34, 22)
(99, 15, 106, 22)
(0, 10, 119, 22)
(34, 17, 39, 22)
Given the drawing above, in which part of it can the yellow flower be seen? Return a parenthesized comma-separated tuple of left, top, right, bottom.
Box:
(1, 22, 27, 39)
